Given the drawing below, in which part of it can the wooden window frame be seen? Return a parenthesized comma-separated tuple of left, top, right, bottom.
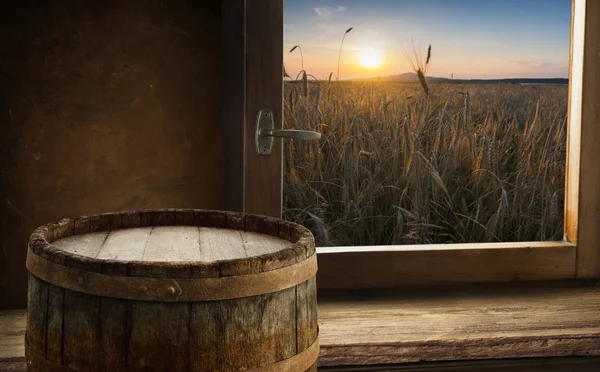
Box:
(223, 0, 600, 290)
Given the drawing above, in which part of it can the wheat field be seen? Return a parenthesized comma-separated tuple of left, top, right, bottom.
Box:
(283, 81, 568, 247)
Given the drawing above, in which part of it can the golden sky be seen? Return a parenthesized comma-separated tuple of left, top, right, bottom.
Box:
(284, 0, 570, 80)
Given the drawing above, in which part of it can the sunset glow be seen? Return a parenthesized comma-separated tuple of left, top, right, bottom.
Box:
(359, 49, 382, 68)
(284, 0, 570, 81)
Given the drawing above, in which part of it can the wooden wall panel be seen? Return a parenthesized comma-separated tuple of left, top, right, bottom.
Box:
(0, 0, 223, 309)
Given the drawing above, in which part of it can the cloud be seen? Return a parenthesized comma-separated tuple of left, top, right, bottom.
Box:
(314, 7, 331, 17)
(314, 5, 347, 17)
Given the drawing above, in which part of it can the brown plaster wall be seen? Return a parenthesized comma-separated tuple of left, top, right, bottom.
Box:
(0, 0, 224, 309)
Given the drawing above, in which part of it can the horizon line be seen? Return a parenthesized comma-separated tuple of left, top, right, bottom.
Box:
(284, 73, 570, 82)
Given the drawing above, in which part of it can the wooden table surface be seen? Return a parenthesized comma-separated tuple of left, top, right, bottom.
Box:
(3, 280, 600, 371)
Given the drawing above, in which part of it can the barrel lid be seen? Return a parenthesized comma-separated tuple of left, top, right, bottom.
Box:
(27, 209, 315, 279)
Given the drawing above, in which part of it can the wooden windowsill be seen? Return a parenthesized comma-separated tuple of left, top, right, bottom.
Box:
(2, 280, 600, 370)
(316, 280, 600, 367)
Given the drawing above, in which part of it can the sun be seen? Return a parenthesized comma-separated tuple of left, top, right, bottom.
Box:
(359, 49, 382, 68)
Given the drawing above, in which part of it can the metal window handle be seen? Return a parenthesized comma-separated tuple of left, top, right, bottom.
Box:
(255, 109, 321, 156)
(259, 128, 322, 141)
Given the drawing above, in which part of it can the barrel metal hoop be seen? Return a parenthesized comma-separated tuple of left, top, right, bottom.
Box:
(25, 334, 319, 371)
(248, 337, 319, 372)
(26, 249, 317, 302)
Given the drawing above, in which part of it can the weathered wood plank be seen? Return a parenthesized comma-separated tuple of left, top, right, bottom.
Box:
(298, 277, 318, 351)
(246, 214, 279, 236)
(95, 228, 152, 261)
(45, 219, 298, 270)
(55, 218, 75, 240)
(142, 226, 201, 262)
(127, 301, 191, 371)
(189, 302, 221, 370)
(0, 360, 26, 371)
(198, 227, 246, 261)
(61, 255, 101, 372)
(190, 287, 297, 371)
(54, 226, 294, 263)
(146, 209, 176, 227)
(170, 227, 202, 261)
(90, 213, 122, 233)
(218, 256, 262, 276)
(127, 265, 191, 371)
(190, 260, 220, 279)
(0, 310, 26, 360)
(317, 357, 600, 371)
(25, 274, 48, 358)
(73, 216, 91, 236)
(226, 211, 246, 230)
(121, 211, 142, 229)
(62, 290, 101, 371)
(45, 252, 66, 363)
(52, 231, 109, 258)
(317, 284, 600, 367)
(194, 210, 227, 228)
(242, 230, 290, 257)
(260, 247, 298, 272)
(174, 209, 195, 226)
(99, 260, 128, 371)
(298, 277, 319, 372)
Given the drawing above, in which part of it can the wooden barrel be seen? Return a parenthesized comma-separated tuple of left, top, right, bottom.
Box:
(25, 209, 318, 372)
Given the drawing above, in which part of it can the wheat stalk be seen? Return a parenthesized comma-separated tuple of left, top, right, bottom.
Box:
(283, 82, 567, 246)
(289, 45, 304, 72)
(336, 27, 353, 82)
(403, 43, 432, 95)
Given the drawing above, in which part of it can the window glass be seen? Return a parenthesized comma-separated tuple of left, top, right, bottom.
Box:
(283, 0, 570, 247)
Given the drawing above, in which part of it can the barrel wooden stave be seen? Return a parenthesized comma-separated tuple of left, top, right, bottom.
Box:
(26, 209, 318, 372)
(27, 280, 319, 372)
(100, 260, 128, 371)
